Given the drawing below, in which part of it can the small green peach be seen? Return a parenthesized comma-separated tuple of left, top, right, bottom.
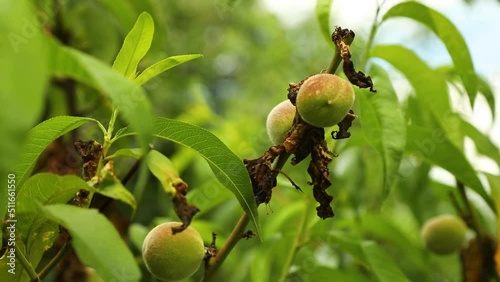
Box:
(266, 100, 296, 145)
(296, 74, 354, 127)
(421, 215, 467, 255)
(142, 222, 205, 281)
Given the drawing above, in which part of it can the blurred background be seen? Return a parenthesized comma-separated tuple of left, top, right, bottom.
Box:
(2, 0, 500, 281)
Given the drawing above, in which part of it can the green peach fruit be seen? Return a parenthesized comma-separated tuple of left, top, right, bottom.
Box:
(266, 100, 296, 145)
(296, 74, 354, 127)
(142, 222, 205, 281)
(421, 215, 467, 255)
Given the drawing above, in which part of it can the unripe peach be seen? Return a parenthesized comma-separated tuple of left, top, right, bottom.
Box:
(142, 222, 205, 281)
(266, 100, 296, 145)
(421, 215, 467, 255)
(296, 74, 354, 127)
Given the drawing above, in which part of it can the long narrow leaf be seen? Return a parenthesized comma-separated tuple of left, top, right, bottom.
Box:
(370, 45, 463, 149)
(135, 54, 203, 85)
(406, 124, 494, 211)
(13, 116, 98, 188)
(49, 41, 153, 150)
(358, 65, 406, 195)
(112, 12, 154, 79)
(42, 205, 141, 282)
(462, 119, 500, 165)
(315, 0, 334, 46)
(16, 174, 96, 272)
(382, 2, 477, 104)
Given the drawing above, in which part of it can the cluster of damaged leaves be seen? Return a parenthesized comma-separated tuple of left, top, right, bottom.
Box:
(73, 140, 198, 233)
(244, 27, 376, 219)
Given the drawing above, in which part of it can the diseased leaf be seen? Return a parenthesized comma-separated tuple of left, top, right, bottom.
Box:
(112, 12, 154, 79)
(406, 124, 494, 211)
(370, 45, 463, 149)
(118, 118, 261, 238)
(42, 204, 141, 282)
(358, 65, 406, 195)
(135, 54, 203, 85)
(315, 0, 334, 46)
(13, 116, 98, 188)
(382, 2, 477, 104)
(361, 241, 411, 282)
(49, 40, 153, 150)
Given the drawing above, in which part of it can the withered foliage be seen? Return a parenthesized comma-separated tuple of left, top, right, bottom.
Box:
(171, 180, 200, 234)
(74, 140, 102, 181)
(332, 27, 376, 92)
(307, 135, 335, 218)
(460, 235, 496, 282)
(245, 26, 374, 219)
(244, 145, 285, 205)
(73, 140, 103, 207)
(332, 110, 356, 140)
(246, 84, 344, 219)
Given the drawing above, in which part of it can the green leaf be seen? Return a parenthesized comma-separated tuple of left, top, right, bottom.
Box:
(96, 172, 137, 215)
(436, 66, 495, 118)
(13, 116, 98, 188)
(406, 124, 494, 211)
(486, 173, 500, 216)
(146, 150, 182, 195)
(382, 2, 477, 104)
(0, 0, 49, 182)
(361, 241, 411, 282)
(49, 40, 153, 150)
(306, 267, 368, 282)
(361, 213, 428, 272)
(128, 223, 149, 251)
(462, 120, 500, 165)
(120, 118, 261, 238)
(16, 174, 96, 274)
(112, 12, 154, 79)
(106, 148, 143, 160)
(358, 65, 406, 195)
(135, 54, 203, 85)
(42, 204, 141, 282)
(325, 231, 366, 265)
(17, 173, 94, 239)
(315, 0, 334, 46)
(477, 75, 496, 118)
(370, 45, 463, 148)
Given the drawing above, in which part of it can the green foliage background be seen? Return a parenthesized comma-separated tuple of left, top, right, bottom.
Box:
(1, 0, 499, 281)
